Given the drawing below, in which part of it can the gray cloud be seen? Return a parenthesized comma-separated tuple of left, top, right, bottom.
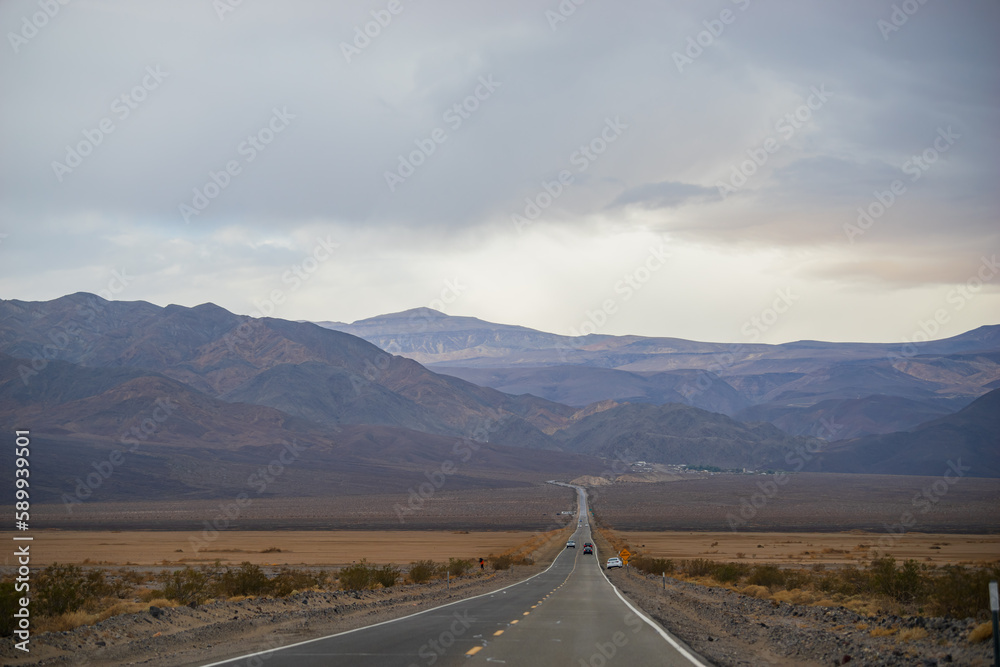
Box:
(0, 0, 997, 342)
(610, 181, 720, 209)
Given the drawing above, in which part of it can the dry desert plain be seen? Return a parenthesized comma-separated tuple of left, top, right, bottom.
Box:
(5, 529, 996, 570)
(10, 473, 999, 570)
(0, 530, 542, 568)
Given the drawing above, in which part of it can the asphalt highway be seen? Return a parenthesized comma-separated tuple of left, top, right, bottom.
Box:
(203, 485, 710, 667)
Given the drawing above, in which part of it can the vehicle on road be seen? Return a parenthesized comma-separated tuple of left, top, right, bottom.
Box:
(566, 540, 576, 548)
(583, 545, 593, 554)
(606, 557, 623, 569)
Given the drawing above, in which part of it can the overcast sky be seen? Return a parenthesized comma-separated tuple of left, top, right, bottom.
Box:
(1, 0, 997, 344)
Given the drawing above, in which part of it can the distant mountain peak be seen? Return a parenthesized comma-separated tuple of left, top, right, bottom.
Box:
(359, 307, 448, 322)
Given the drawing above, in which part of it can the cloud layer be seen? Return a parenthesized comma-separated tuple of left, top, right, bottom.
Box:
(1, 0, 997, 343)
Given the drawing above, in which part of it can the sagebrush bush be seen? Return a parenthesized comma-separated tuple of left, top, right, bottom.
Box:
(372, 564, 400, 588)
(158, 566, 211, 605)
(271, 568, 325, 596)
(684, 559, 717, 578)
(446, 558, 473, 577)
(218, 562, 271, 597)
(34, 564, 95, 616)
(631, 557, 674, 575)
(408, 560, 438, 584)
(0, 580, 20, 635)
(747, 564, 785, 589)
(714, 562, 748, 584)
(491, 555, 513, 571)
(928, 564, 1000, 619)
(338, 560, 374, 591)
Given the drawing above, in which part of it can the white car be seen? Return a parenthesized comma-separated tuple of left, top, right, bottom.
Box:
(606, 557, 623, 569)
(566, 540, 576, 548)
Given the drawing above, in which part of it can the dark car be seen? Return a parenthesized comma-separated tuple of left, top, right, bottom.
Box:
(583, 545, 593, 554)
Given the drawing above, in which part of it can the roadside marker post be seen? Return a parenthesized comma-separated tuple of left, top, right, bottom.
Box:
(990, 580, 998, 667)
(663, 571, 666, 591)
(447, 571, 450, 594)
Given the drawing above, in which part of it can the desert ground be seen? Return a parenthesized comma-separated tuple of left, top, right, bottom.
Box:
(619, 531, 1000, 567)
(7, 529, 996, 571)
(0, 529, 541, 568)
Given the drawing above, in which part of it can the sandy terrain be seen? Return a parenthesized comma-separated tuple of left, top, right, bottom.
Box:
(0, 530, 541, 568)
(620, 530, 1000, 567)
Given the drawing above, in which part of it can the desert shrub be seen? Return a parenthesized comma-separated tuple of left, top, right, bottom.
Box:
(867, 556, 924, 603)
(218, 562, 271, 597)
(270, 568, 325, 597)
(158, 567, 211, 605)
(372, 564, 400, 588)
(104, 573, 136, 599)
(339, 560, 374, 591)
(118, 569, 149, 586)
(895, 559, 924, 602)
(408, 560, 438, 584)
(714, 562, 748, 584)
(34, 564, 93, 616)
(783, 569, 812, 591)
(928, 564, 999, 619)
(747, 564, 785, 589)
(446, 558, 473, 577)
(490, 555, 512, 571)
(631, 557, 674, 576)
(0, 580, 20, 635)
(684, 559, 717, 578)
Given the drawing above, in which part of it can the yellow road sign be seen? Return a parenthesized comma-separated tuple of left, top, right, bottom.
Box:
(619, 548, 631, 564)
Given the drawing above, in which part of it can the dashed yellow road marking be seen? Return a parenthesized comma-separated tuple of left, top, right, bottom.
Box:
(493, 630, 504, 636)
(523, 611, 530, 616)
(466, 646, 482, 656)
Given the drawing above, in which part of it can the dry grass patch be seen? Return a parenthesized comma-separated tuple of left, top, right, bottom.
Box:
(870, 626, 899, 637)
(968, 622, 993, 643)
(898, 627, 929, 642)
(35, 599, 180, 633)
(739, 584, 770, 599)
(772, 589, 816, 605)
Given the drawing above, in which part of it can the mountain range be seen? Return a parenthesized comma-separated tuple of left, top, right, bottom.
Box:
(1, 294, 997, 511)
(319, 309, 1000, 441)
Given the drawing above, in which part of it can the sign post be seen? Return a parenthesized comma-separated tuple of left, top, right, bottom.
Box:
(990, 580, 998, 667)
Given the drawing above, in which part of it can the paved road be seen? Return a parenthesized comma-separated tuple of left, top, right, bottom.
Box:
(204, 485, 709, 667)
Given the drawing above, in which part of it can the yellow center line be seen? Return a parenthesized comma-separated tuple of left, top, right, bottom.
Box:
(466, 646, 483, 656)
(523, 611, 530, 616)
(511, 619, 519, 624)
(493, 630, 504, 636)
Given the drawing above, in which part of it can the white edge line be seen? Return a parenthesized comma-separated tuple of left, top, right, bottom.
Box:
(576, 484, 712, 667)
(200, 486, 581, 667)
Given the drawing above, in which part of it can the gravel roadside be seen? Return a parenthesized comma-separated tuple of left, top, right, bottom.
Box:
(607, 567, 992, 666)
(586, 519, 992, 666)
